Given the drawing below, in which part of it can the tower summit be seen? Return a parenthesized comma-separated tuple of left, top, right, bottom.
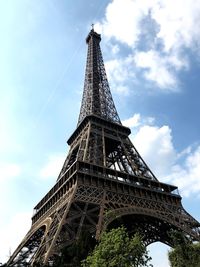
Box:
(7, 29, 200, 266)
(78, 28, 121, 125)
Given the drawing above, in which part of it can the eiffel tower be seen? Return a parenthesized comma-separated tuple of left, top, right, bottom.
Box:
(7, 28, 200, 266)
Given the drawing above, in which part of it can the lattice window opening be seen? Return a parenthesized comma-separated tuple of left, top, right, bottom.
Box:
(11, 226, 46, 265)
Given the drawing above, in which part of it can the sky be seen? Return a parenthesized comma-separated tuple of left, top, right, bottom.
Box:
(0, 0, 200, 266)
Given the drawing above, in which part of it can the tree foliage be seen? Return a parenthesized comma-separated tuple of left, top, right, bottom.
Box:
(82, 226, 152, 267)
(168, 231, 200, 267)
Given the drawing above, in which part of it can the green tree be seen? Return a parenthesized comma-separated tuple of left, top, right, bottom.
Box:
(168, 231, 200, 267)
(82, 226, 152, 267)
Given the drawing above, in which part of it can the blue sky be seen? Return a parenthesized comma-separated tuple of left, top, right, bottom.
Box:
(0, 1, 200, 266)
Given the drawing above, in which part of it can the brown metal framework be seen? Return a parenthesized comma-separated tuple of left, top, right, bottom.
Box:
(78, 30, 121, 126)
(7, 29, 200, 266)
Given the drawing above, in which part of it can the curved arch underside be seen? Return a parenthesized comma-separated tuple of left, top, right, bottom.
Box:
(103, 203, 200, 247)
(8, 225, 46, 266)
(107, 213, 177, 246)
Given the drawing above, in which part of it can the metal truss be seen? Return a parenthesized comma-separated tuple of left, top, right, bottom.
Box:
(75, 183, 200, 244)
(78, 29, 121, 125)
(7, 29, 200, 266)
(7, 169, 200, 265)
(58, 116, 157, 181)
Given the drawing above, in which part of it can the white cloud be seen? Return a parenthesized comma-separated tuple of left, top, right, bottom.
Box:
(107, 43, 120, 55)
(134, 50, 188, 89)
(105, 59, 129, 83)
(126, 113, 200, 197)
(105, 56, 134, 95)
(122, 113, 141, 128)
(132, 124, 176, 177)
(114, 85, 130, 95)
(39, 154, 66, 179)
(100, 0, 200, 52)
(97, 0, 200, 90)
(122, 113, 155, 128)
(165, 147, 200, 197)
(101, 0, 151, 47)
(151, 0, 200, 52)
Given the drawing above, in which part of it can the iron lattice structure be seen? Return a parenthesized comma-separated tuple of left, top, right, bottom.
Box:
(7, 29, 200, 266)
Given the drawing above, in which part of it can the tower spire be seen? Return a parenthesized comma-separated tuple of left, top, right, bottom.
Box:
(78, 29, 121, 125)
